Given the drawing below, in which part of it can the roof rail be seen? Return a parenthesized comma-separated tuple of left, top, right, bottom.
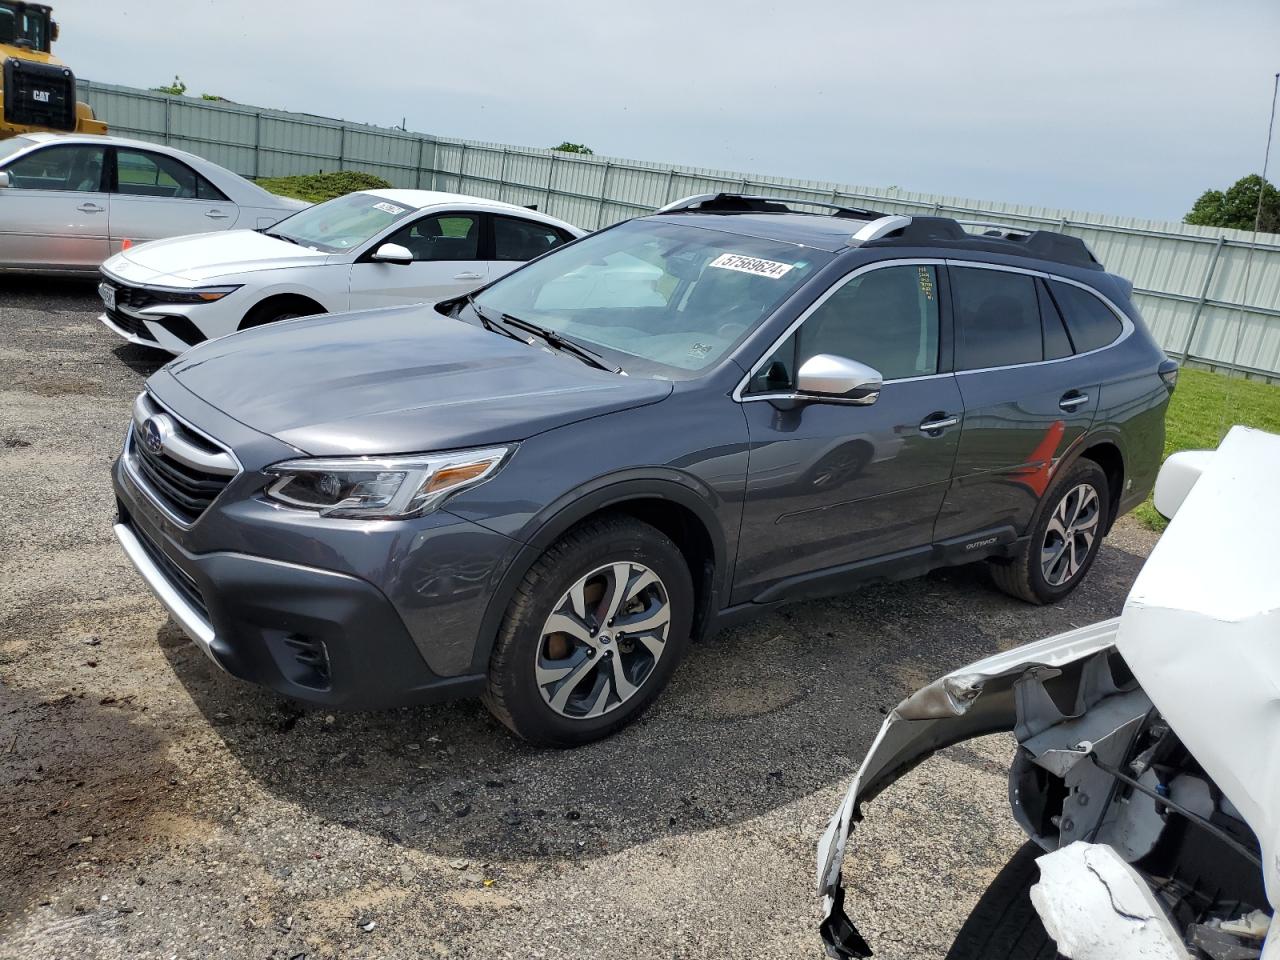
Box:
(847, 215, 912, 246)
(655, 193, 886, 220)
(955, 219, 1033, 240)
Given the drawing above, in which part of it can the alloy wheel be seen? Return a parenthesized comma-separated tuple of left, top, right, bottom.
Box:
(1040, 482, 1101, 587)
(534, 561, 671, 720)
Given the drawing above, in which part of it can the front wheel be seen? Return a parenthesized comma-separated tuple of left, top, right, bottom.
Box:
(482, 515, 694, 747)
(945, 842, 1061, 960)
(989, 459, 1110, 604)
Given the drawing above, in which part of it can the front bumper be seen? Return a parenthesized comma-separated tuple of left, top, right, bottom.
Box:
(815, 619, 1123, 958)
(114, 496, 488, 709)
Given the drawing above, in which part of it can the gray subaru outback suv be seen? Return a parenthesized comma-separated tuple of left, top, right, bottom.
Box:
(112, 194, 1175, 746)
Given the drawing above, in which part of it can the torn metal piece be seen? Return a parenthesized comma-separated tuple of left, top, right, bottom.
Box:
(1190, 923, 1263, 960)
(1030, 842, 1192, 960)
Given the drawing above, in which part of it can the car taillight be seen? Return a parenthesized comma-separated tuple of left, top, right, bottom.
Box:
(1158, 359, 1179, 392)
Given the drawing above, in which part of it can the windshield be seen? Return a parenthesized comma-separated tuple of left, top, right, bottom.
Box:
(473, 219, 828, 377)
(266, 192, 418, 253)
(0, 3, 50, 51)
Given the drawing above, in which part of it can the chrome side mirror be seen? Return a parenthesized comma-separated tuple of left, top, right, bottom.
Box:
(796, 354, 883, 404)
(371, 242, 413, 265)
(0, 171, 11, 189)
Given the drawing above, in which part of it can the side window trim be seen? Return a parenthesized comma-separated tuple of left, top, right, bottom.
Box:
(732, 258, 950, 403)
(943, 259, 1135, 375)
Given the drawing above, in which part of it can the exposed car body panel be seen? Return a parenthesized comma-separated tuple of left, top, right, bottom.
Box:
(817, 425, 1280, 959)
(107, 228, 332, 280)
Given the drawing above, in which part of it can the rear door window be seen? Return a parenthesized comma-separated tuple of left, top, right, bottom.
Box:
(493, 216, 570, 261)
(3, 144, 106, 192)
(951, 266, 1042, 370)
(1037, 278, 1074, 360)
(1047, 279, 1123, 353)
(113, 149, 227, 201)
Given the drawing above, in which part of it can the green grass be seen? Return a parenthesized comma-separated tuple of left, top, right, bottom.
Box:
(1134, 367, 1280, 530)
(257, 171, 392, 203)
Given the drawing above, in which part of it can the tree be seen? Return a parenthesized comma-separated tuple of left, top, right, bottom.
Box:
(152, 75, 187, 96)
(552, 142, 594, 155)
(1185, 174, 1280, 233)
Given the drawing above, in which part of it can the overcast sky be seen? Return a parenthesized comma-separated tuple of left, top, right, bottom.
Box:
(56, 0, 1279, 221)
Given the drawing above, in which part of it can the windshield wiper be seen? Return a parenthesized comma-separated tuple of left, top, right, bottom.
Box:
(264, 231, 301, 246)
(498, 313, 623, 374)
(467, 295, 525, 344)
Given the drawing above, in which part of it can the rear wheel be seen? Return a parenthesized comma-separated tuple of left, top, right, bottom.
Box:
(482, 515, 693, 747)
(990, 459, 1110, 604)
(945, 842, 1061, 960)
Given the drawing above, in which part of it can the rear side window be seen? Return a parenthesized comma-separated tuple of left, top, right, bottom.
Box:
(3, 144, 105, 191)
(114, 149, 227, 201)
(493, 216, 569, 261)
(951, 267, 1042, 370)
(1048, 280, 1123, 353)
(750, 264, 940, 391)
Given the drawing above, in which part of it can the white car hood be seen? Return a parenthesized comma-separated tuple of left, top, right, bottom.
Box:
(1119, 425, 1280, 910)
(109, 230, 331, 284)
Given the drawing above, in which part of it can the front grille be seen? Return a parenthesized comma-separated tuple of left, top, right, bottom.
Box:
(124, 393, 238, 526)
(103, 280, 164, 311)
(106, 306, 157, 342)
(128, 516, 209, 621)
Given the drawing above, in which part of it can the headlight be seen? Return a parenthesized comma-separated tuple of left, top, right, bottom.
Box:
(150, 285, 242, 304)
(263, 446, 512, 520)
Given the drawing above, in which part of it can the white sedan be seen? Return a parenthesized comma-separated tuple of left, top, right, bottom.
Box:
(97, 189, 586, 354)
(0, 133, 306, 275)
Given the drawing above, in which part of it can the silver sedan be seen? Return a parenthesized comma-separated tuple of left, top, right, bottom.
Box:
(0, 133, 307, 275)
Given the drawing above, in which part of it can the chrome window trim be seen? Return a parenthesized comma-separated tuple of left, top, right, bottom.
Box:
(122, 391, 242, 530)
(945, 259, 1134, 375)
(731, 258, 947, 403)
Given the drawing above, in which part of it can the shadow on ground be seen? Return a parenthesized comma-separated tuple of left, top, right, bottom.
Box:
(155, 542, 1150, 868)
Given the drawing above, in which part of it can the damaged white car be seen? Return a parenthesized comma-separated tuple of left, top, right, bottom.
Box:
(818, 424, 1280, 960)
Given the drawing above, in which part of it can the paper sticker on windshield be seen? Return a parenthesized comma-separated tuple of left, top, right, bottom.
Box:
(709, 253, 795, 279)
(373, 201, 407, 216)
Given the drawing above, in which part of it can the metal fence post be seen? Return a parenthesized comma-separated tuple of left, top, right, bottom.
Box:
(337, 125, 346, 173)
(498, 148, 509, 202)
(253, 111, 262, 179)
(416, 138, 425, 189)
(544, 152, 557, 210)
(595, 162, 612, 229)
(457, 143, 467, 191)
(163, 97, 171, 143)
(663, 167, 676, 204)
(1180, 235, 1227, 361)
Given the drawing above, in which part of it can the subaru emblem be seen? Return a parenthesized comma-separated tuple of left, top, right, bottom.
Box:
(142, 417, 164, 456)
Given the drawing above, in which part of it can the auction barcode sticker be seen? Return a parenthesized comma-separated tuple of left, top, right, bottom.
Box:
(708, 253, 795, 279)
(373, 201, 407, 215)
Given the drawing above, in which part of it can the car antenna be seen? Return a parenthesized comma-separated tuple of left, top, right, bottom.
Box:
(1219, 71, 1278, 442)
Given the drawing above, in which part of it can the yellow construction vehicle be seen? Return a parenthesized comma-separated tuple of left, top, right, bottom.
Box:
(1, 1, 105, 138)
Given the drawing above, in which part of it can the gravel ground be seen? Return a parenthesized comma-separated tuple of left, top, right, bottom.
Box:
(0, 276, 1160, 960)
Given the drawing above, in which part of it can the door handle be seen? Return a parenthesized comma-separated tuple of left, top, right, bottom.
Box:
(205, 209, 230, 219)
(919, 414, 960, 434)
(77, 203, 104, 213)
(1059, 392, 1090, 411)
(453, 272, 483, 280)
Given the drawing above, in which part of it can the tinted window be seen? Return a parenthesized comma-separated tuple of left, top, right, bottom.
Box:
(3, 144, 105, 192)
(114, 149, 226, 201)
(1048, 280, 1123, 353)
(952, 267, 1042, 370)
(749, 264, 940, 392)
(1037, 279, 1074, 360)
(493, 216, 568, 261)
(385, 213, 479, 261)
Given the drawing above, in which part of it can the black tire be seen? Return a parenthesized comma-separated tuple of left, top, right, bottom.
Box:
(482, 515, 694, 747)
(239, 301, 316, 330)
(945, 842, 1061, 960)
(990, 459, 1110, 605)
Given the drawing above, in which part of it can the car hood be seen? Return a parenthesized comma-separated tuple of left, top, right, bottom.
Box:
(163, 304, 673, 455)
(108, 230, 331, 284)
